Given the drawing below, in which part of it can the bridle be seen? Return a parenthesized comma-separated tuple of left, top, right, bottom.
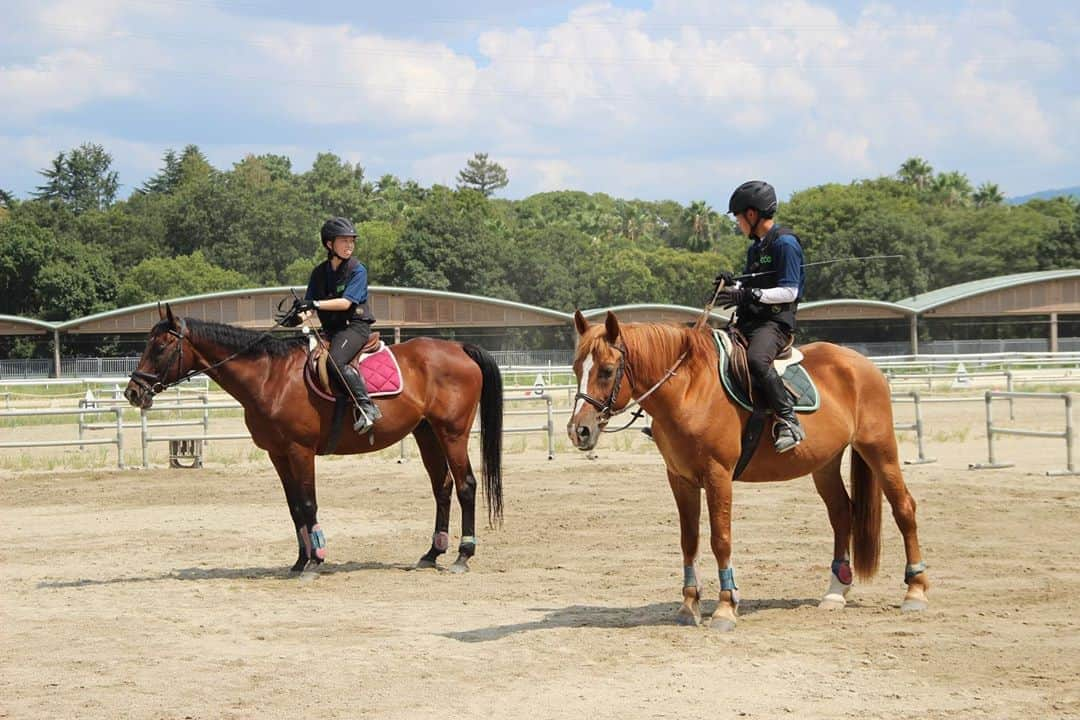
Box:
(574, 340, 688, 433)
(129, 317, 189, 397)
(128, 314, 288, 399)
(574, 343, 630, 425)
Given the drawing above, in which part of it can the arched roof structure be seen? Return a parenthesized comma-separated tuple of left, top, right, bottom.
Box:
(579, 304, 731, 324)
(0, 314, 54, 336)
(2, 271, 1078, 376)
(54, 286, 572, 336)
(894, 269, 1080, 317)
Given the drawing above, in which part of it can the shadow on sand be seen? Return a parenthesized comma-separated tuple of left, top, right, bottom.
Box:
(441, 596, 822, 642)
(36, 560, 411, 589)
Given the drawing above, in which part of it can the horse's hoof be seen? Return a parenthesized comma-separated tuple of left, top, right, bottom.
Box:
(709, 617, 737, 632)
(901, 598, 928, 612)
(448, 561, 469, 574)
(819, 595, 847, 610)
(415, 558, 439, 570)
(675, 610, 700, 627)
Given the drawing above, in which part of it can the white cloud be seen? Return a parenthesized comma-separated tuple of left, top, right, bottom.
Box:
(0, 50, 138, 120)
(1, 0, 1076, 198)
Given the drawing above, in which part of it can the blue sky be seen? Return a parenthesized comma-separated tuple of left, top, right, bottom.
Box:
(2, 0, 1077, 203)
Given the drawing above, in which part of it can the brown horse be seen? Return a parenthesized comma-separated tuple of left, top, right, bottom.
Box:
(125, 304, 503, 574)
(568, 310, 929, 630)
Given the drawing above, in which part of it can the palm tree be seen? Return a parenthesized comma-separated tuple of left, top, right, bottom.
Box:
(682, 200, 718, 252)
(973, 182, 1005, 208)
(930, 171, 973, 207)
(898, 157, 934, 190)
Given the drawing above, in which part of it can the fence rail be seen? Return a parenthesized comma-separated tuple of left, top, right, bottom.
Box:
(969, 391, 1077, 476)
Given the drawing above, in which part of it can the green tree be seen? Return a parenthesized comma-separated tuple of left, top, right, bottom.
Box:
(897, 157, 934, 190)
(177, 145, 215, 186)
(680, 200, 720, 252)
(141, 149, 182, 195)
(1034, 200, 1080, 270)
(391, 187, 512, 297)
(33, 142, 120, 214)
(0, 219, 52, 315)
(115, 251, 251, 306)
(929, 171, 973, 207)
(973, 182, 1005, 208)
(302, 152, 369, 220)
(456, 153, 509, 197)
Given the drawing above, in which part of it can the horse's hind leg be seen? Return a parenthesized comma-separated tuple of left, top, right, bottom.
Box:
(668, 469, 703, 626)
(857, 439, 930, 611)
(432, 425, 480, 574)
(812, 450, 854, 609)
(414, 421, 453, 570)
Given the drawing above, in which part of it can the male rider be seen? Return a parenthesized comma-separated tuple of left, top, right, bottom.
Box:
(714, 181, 806, 453)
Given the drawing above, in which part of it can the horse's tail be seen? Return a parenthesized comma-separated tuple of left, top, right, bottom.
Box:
(462, 344, 504, 527)
(850, 448, 882, 580)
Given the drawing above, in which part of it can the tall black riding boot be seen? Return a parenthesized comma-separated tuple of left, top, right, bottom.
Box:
(340, 365, 383, 432)
(760, 367, 805, 453)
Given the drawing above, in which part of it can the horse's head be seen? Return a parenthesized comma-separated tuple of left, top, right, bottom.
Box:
(568, 310, 633, 451)
(124, 303, 193, 409)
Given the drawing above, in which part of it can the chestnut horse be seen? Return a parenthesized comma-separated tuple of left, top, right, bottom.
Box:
(125, 304, 503, 574)
(568, 310, 929, 631)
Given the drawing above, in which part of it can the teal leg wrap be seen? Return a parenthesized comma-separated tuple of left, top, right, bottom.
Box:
(719, 566, 739, 607)
(905, 561, 927, 584)
(683, 565, 698, 589)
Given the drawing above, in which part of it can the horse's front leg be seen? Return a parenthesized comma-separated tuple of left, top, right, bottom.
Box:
(286, 445, 324, 573)
(703, 467, 738, 632)
(270, 452, 309, 572)
(668, 470, 702, 626)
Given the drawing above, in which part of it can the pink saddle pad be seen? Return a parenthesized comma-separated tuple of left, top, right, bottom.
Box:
(358, 346, 403, 397)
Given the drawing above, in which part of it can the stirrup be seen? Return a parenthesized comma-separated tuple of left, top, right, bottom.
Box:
(772, 417, 804, 454)
(353, 403, 381, 433)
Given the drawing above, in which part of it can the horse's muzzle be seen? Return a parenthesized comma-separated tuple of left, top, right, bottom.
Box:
(567, 419, 598, 451)
(124, 382, 153, 410)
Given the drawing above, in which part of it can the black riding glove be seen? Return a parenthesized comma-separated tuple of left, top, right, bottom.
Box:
(277, 312, 303, 327)
(293, 299, 317, 314)
(713, 271, 736, 288)
(716, 286, 762, 309)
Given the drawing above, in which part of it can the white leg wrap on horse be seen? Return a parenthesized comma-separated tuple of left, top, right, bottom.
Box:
(822, 559, 853, 607)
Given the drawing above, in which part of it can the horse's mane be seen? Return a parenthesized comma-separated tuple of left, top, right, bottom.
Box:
(157, 318, 308, 358)
(577, 321, 717, 377)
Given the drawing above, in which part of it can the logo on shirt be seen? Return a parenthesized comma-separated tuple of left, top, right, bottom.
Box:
(759, 254, 772, 265)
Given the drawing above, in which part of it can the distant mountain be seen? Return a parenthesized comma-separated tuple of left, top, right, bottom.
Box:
(1007, 186, 1080, 205)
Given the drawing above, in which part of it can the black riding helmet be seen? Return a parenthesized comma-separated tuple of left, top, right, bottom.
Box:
(320, 217, 358, 247)
(728, 181, 778, 218)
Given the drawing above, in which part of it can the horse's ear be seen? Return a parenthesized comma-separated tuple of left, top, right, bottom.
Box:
(573, 310, 589, 336)
(604, 311, 621, 344)
(157, 301, 166, 321)
(165, 303, 176, 327)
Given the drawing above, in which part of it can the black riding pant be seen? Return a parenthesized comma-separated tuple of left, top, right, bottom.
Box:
(741, 320, 793, 381)
(328, 323, 372, 374)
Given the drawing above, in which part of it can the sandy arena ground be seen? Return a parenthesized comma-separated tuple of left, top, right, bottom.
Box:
(2, 398, 1079, 719)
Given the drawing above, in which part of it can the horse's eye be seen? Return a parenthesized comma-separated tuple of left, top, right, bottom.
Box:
(597, 366, 615, 381)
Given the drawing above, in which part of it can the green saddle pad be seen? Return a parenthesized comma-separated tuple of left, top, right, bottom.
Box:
(712, 330, 820, 413)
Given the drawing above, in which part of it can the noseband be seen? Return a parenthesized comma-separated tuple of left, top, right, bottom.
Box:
(129, 318, 188, 397)
(574, 343, 629, 424)
(575, 340, 689, 432)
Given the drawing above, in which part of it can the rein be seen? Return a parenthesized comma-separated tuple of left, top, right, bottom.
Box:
(575, 341, 689, 433)
(129, 316, 289, 398)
